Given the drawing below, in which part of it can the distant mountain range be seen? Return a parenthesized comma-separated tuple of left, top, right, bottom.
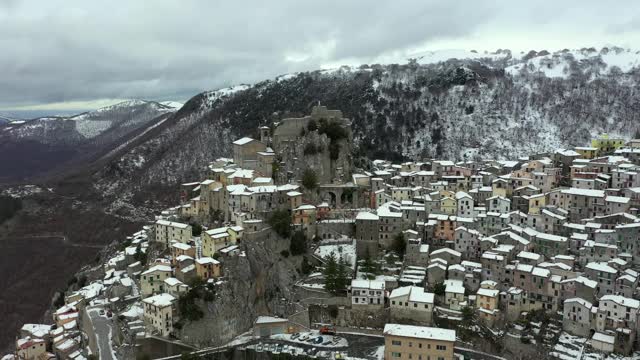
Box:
(0, 100, 182, 182)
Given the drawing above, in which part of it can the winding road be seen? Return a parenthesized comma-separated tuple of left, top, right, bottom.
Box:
(86, 308, 117, 360)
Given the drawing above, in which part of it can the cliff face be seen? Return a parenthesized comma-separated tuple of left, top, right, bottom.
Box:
(178, 231, 301, 347)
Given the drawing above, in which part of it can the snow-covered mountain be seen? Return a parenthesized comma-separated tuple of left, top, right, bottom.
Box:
(87, 47, 640, 217)
(0, 100, 178, 182)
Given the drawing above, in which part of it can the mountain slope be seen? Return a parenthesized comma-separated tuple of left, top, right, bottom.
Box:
(0, 100, 177, 182)
(92, 47, 640, 218)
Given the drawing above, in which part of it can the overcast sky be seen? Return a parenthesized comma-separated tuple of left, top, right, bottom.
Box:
(2, 0, 640, 110)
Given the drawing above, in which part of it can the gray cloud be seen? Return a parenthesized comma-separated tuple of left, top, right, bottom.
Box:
(0, 0, 639, 108)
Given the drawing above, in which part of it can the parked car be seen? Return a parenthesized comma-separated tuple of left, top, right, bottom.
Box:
(99, 309, 105, 316)
(291, 332, 300, 340)
(298, 334, 309, 341)
(314, 336, 324, 344)
(256, 343, 264, 352)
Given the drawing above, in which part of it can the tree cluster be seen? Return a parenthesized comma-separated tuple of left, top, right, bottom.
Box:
(323, 252, 350, 294)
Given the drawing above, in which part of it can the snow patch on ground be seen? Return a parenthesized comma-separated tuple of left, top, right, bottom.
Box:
(314, 239, 356, 269)
(75, 119, 113, 138)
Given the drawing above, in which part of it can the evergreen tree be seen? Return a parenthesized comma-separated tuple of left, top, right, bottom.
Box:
(324, 252, 338, 293)
(334, 258, 350, 293)
(392, 232, 407, 259)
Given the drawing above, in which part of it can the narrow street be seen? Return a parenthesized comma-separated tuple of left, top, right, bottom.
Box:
(86, 308, 117, 360)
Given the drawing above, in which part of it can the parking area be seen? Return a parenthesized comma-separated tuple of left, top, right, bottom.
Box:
(244, 330, 384, 359)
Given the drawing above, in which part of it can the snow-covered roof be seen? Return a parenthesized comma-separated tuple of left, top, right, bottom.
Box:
(142, 293, 175, 307)
(531, 267, 551, 278)
(356, 211, 379, 221)
(164, 277, 184, 287)
(383, 324, 455, 342)
(586, 262, 617, 274)
(255, 316, 288, 324)
(444, 279, 465, 294)
(389, 286, 434, 304)
(232, 137, 256, 145)
(196, 257, 220, 265)
(156, 219, 190, 229)
(560, 188, 605, 198)
(592, 332, 615, 345)
(477, 288, 499, 298)
(351, 279, 384, 290)
(141, 265, 172, 275)
(171, 242, 192, 250)
(600, 295, 640, 309)
(565, 297, 593, 309)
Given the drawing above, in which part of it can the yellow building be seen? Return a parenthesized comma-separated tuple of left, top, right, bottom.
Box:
(195, 257, 222, 279)
(440, 197, 457, 215)
(591, 134, 625, 154)
(476, 284, 499, 311)
(202, 227, 238, 257)
(575, 146, 598, 159)
(523, 193, 546, 215)
(383, 324, 456, 360)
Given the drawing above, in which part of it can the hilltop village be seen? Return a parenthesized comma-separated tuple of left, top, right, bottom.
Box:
(6, 106, 640, 360)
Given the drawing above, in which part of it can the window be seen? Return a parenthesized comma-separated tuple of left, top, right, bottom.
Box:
(436, 345, 447, 351)
(391, 352, 402, 358)
(392, 340, 402, 346)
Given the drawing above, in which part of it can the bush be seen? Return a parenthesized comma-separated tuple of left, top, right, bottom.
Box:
(300, 257, 314, 274)
(280, 250, 290, 258)
(392, 233, 407, 259)
(0, 196, 22, 224)
(191, 223, 203, 237)
(304, 142, 320, 155)
(289, 231, 307, 256)
(433, 282, 446, 296)
(268, 209, 292, 238)
(307, 119, 318, 132)
(178, 290, 204, 321)
(302, 168, 318, 190)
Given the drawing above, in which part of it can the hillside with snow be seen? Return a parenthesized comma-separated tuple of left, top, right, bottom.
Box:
(88, 47, 640, 217)
(0, 100, 178, 182)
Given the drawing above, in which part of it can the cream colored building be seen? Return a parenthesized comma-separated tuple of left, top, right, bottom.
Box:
(389, 286, 435, 324)
(155, 220, 192, 247)
(232, 137, 267, 169)
(141, 265, 173, 297)
(143, 293, 176, 337)
(383, 324, 456, 360)
(202, 227, 238, 257)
